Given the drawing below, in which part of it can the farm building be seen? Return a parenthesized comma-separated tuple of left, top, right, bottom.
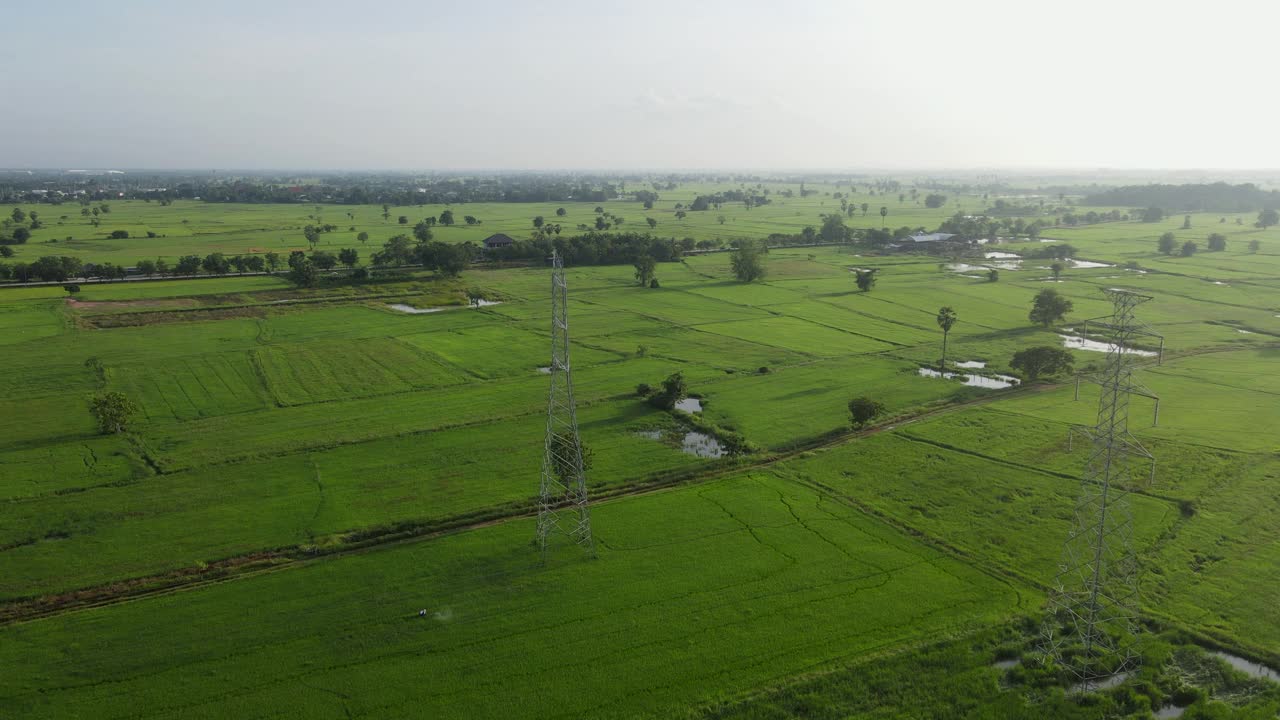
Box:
(483, 233, 516, 250)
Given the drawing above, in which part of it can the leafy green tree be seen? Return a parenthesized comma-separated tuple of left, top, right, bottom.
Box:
(646, 217, 657, 229)
(264, 252, 281, 272)
(1141, 206, 1165, 223)
(860, 202, 869, 216)
(310, 250, 338, 270)
(11, 227, 30, 243)
(1010, 346, 1075, 380)
(439, 209, 455, 226)
(244, 256, 265, 273)
(397, 215, 409, 225)
(1029, 288, 1073, 326)
(357, 231, 369, 244)
(855, 269, 877, 292)
(730, 241, 767, 282)
(338, 248, 359, 268)
(987, 268, 999, 282)
(303, 225, 320, 249)
(533, 216, 544, 228)
(648, 371, 689, 411)
(0, 246, 12, 258)
(1259, 208, 1279, 229)
(1050, 261, 1064, 280)
(136, 259, 157, 276)
(1207, 233, 1227, 251)
(820, 213, 847, 242)
(464, 215, 479, 225)
(1157, 232, 1177, 255)
(1182, 214, 1192, 230)
(201, 253, 230, 275)
(1180, 240, 1197, 257)
(1249, 239, 1261, 254)
(556, 207, 566, 216)
(288, 258, 319, 288)
(848, 396, 885, 428)
(11, 208, 26, 223)
(412, 220, 433, 243)
(924, 193, 947, 208)
(375, 234, 415, 266)
(936, 306, 957, 370)
(548, 432, 592, 486)
(175, 255, 201, 275)
(633, 255, 656, 286)
(89, 392, 138, 434)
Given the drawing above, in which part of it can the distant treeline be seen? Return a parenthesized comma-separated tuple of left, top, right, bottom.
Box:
(1084, 183, 1280, 213)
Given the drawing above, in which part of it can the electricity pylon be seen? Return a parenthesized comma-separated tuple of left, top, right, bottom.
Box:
(536, 251, 595, 560)
(1044, 288, 1162, 691)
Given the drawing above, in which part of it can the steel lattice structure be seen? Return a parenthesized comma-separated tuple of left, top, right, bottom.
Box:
(536, 251, 596, 560)
(1044, 288, 1162, 691)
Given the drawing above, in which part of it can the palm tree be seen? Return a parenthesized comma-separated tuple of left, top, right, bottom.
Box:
(879, 206, 888, 228)
(936, 306, 957, 370)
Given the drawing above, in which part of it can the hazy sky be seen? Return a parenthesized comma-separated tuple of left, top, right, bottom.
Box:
(4, 0, 1277, 170)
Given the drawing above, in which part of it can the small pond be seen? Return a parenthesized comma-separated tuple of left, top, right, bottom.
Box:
(1059, 334, 1158, 357)
(1069, 259, 1112, 269)
(1214, 650, 1280, 682)
(387, 303, 444, 314)
(955, 360, 986, 369)
(675, 397, 703, 413)
(918, 367, 1019, 389)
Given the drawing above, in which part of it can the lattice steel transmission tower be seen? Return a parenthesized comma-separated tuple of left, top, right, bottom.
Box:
(536, 251, 596, 560)
(1044, 288, 1162, 690)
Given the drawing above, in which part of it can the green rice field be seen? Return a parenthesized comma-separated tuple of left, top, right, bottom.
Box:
(2, 191, 1280, 717)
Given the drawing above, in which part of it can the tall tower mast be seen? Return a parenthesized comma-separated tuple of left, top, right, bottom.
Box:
(536, 251, 596, 560)
(1044, 288, 1162, 690)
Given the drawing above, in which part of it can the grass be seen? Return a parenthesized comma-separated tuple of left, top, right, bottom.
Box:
(1, 207, 1279, 717)
(0, 474, 1025, 719)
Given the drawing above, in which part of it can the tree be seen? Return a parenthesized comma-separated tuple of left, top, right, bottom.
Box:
(109, 230, 129, 239)
(175, 255, 201, 275)
(848, 396, 885, 428)
(646, 217, 658, 229)
(244, 256, 265, 273)
(1207, 233, 1227, 251)
(357, 231, 369, 244)
(819, 213, 847, 242)
(730, 241, 767, 282)
(397, 215, 409, 225)
(136, 259, 157, 276)
(633, 255, 656, 287)
(717, 214, 726, 225)
(556, 207, 567, 217)
(1010, 346, 1074, 380)
(412, 220, 433, 243)
(303, 225, 320, 249)
(533, 216, 544, 228)
(310, 250, 338, 270)
(1029, 288, 1073, 327)
(860, 202, 869, 216)
(288, 258, 319, 287)
(1182, 215, 1192, 230)
(375, 234, 415, 266)
(936, 306, 957, 370)
(548, 432, 593, 487)
(0, 246, 11, 258)
(264, 252, 281, 272)
(1050, 261, 1064, 280)
(11, 227, 30, 243)
(1180, 240, 1197, 257)
(1259, 208, 1279, 229)
(1249, 239, 1261, 254)
(648, 371, 688, 411)
(338, 248, 359, 268)
(201, 252, 230, 275)
(381, 204, 390, 221)
(924, 193, 947, 209)
(987, 268, 999, 282)
(1141, 206, 1165, 223)
(879, 206, 888, 227)
(11, 207, 25, 223)
(439, 209, 455, 226)
(1157, 232, 1177, 255)
(674, 210, 686, 220)
(855, 269, 877, 292)
(89, 392, 138, 434)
